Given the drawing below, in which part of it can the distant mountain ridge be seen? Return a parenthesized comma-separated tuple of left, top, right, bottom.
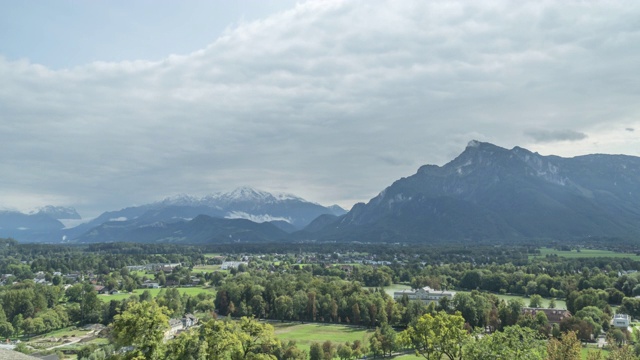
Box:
(77, 215, 289, 244)
(304, 141, 640, 243)
(6, 142, 640, 245)
(64, 187, 345, 243)
(33, 205, 82, 220)
(0, 187, 346, 243)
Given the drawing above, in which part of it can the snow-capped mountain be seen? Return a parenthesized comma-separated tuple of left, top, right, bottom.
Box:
(0, 209, 66, 242)
(32, 205, 82, 220)
(60, 187, 346, 243)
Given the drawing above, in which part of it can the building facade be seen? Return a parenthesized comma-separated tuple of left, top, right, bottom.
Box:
(393, 286, 456, 304)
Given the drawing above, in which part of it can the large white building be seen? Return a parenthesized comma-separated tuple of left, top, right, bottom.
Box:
(393, 286, 456, 304)
(613, 314, 631, 328)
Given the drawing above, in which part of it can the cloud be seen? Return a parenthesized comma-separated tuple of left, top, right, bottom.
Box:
(626, 128, 635, 132)
(1, 0, 640, 216)
(524, 129, 588, 143)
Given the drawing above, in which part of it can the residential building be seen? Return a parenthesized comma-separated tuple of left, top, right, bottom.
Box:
(522, 308, 571, 324)
(613, 314, 631, 328)
(393, 286, 456, 304)
(221, 261, 248, 270)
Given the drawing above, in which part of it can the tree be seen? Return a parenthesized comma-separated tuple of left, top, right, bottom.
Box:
(498, 299, 523, 329)
(276, 340, 307, 360)
(606, 345, 637, 360)
(560, 316, 595, 342)
(608, 328, 627, 347)
(165, 331, 208, 360)
(12, 314, 23, 337)
(310, 343, 324, 360)
(399, 311, 468, 360)
(529, 294, 543, 308)
(231, 316, 279, 360)
(463, 325, 545, 360)
(374, 323, 398, 357)
(275, 295, 294, 322)
(337, 344, 353, 360)
(200, 319, 242, 360)
(547, 331, 581, 360)
(322, 340, 336, 360)
(111, 300, 170, 360)
(0, 321, 14, 338)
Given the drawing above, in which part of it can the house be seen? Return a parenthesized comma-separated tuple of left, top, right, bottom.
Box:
(221, 261, 248, 270)
(164, 319, 184, 340)
(612, 314, 631, 328)
(165, 279, 180, 287)
(522, 308, 571, 324)
(393, 286, 456, 304)
(142, 281, 160, 289)
(182, 314, 198, 328)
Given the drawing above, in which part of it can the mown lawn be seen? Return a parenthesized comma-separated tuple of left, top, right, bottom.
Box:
(531, 248, 640, 261)
(456, 290, 567, 310)
(387, 284, 567, 310)
(193, 264, 223, 273)
(381, 284, 412, 298)
(273, 322, 374, 353)
(98, 286, 216, 302)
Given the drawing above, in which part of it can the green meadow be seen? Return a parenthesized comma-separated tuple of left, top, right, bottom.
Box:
(98, 286, 216, 302)
(456, 290, 567, 310)
(272, 322, 374, 353)
(193, 264, 225, 273)
(531, 248, 640, 260)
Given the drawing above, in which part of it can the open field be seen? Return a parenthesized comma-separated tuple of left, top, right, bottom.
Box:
(531, 248, 640, 261)
(98, 286, 216, 302)
(193, 264, 223, 273)
(457, 290, 567, 310)
(385, 284, 566, 310)
(272, 322, 374, 353)
(381, 283, 412, 297)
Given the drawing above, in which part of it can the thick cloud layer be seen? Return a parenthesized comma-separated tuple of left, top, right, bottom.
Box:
(1, 0, 639, 216)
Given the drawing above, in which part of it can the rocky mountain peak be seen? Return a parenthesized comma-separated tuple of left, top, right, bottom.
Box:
(34, 205, 81, 220)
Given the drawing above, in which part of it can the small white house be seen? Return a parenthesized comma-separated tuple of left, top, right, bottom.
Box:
(613, 314, 631, 328)
(221, 261, 248, 270)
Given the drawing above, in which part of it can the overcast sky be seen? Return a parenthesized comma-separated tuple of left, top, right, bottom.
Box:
(1, 0, 639, 218)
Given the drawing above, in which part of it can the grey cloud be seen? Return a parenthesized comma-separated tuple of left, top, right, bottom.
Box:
(524, 129, 588, 143)
(1, 0, 639, 216)
(626, 128, 635, 132)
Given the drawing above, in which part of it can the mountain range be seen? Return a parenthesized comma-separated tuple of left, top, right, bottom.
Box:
(3, 141, 640, 244)
(0, 187, 345, 243)
(303, 140, 640, 243)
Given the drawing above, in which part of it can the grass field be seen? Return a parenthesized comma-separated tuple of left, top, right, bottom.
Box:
(384, 284, 566, 310)
(193, 264, 223, 273)
(381, 283, 412, 297)
(457, 290, 567, 310)
(531, 248, 640, 260)
(273, 322, 374, 353)
(98, 286, 216, 302)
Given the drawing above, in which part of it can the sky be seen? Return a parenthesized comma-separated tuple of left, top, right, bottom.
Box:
(1, 0, 639, 218)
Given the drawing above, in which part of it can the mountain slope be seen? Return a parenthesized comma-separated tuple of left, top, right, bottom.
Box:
(63, 187, 341, 243)
(77, 215, 289, 243)
(0, 209, 68, 242)
(306, 141, 640, 243)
